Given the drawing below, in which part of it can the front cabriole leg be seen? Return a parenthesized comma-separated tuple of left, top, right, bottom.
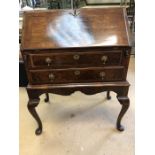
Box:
(107, 91, 111, 100)
(27, 99, 42, 135)
(116, 96, 130, 131)
(44, 93, 49, 103)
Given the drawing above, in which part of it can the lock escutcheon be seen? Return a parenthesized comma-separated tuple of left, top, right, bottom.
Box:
(73, 54, 80, 60)
(45, 57, 52, 66)
(49, 73, 55, 81)
(74, 70, 80, 76)
(99, 71, 106, 80)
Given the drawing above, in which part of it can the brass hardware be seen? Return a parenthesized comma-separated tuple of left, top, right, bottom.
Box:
(74, 70, 80, 75)
(49, 73, 55, 81)
(73, 54, 80, 60)
(45, 57, 52, 66)
(99, 71, 106, 80)
(101, 56, 108, 64)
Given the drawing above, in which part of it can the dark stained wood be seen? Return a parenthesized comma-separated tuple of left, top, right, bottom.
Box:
(107, 91, 111, 100)
(44, 93, 49, 102)
(27, 81, 130, 89)
(21, 8, 131, 135)
(21, 8, 131, 50)
(29, 67, 125, 84)
(27, 82, 130, 96)
(27, 99, 42, 135)
(116, 96, 130, 131)
(28, 50, 122, 69)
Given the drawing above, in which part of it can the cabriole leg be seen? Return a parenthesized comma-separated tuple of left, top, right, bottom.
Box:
(116, 96, 130, 131)
(27, 99, 42, 135)
(44, 93, 49, 103)
(107, 91, 111, 100)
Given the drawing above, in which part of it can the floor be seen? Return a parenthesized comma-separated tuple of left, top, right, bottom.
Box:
(19, 56, 135, 155)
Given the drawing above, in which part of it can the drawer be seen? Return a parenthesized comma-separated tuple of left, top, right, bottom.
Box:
(29, 67, 125, 84)
(28, 51, 122, 69)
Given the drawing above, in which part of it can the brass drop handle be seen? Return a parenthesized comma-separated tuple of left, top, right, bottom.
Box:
(49, 73, 55, 81)
(74, 70, 80, 76)
(45, 57, 52, 66)
(101, 56, 108, 64)
(99, 71, 106, 80)
(73, 54, 80, 60)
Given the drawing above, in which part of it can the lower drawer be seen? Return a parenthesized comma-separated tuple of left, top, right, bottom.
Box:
(29, 67, 125, 84)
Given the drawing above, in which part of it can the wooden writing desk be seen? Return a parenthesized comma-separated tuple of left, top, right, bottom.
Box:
(21, 8, 131, 135)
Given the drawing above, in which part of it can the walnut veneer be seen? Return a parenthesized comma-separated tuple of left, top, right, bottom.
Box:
(21, 8, 131, 135)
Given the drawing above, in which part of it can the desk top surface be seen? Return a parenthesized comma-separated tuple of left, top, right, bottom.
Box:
(21, 8, 131, 50)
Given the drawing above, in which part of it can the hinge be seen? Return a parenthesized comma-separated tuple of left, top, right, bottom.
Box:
(124, 50, 130, 57)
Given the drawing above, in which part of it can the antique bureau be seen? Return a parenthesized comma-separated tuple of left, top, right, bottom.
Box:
(21, 8, 131, 135)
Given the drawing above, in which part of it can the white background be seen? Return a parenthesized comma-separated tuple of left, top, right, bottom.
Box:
(0, 0, 155, 154)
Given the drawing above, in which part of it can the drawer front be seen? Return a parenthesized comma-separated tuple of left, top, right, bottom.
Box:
(28, 51, 122, 69)
(29, 67, 125, 84)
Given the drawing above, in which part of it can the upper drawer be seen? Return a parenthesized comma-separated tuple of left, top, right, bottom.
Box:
(27, 51, 122, 69)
